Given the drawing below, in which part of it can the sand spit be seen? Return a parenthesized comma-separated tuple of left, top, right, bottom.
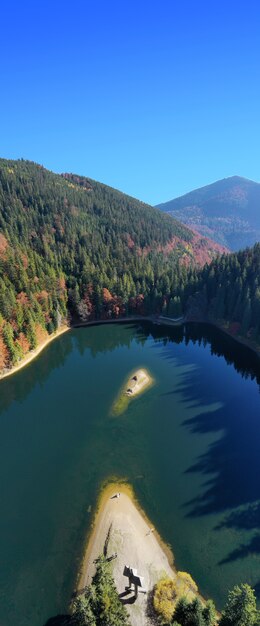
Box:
(78, 483, 176, 626)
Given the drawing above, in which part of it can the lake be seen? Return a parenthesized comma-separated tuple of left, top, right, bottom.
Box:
(0, 322, 259, 625)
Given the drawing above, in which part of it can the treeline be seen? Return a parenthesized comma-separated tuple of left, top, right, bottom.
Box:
(153, 575, 259, 626)
(197, 244, 260, 340)
(71, 560, 259, 626)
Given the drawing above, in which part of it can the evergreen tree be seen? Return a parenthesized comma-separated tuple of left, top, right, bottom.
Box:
(72, 588, 96, 626)
(219, 584, 259, 626)
(172, 596, 216, 626)
(71, 557, 130, 626)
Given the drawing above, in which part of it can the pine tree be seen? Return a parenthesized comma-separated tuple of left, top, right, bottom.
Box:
(219, 584, 259, 626)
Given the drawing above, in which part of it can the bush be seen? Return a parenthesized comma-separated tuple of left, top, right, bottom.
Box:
(153, 577, 178, 623)
(177, 572, 198, 596)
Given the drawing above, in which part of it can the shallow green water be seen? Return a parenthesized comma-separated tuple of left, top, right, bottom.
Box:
(0, 322, 259, 625)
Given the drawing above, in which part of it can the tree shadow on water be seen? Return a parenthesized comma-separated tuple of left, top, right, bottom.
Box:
(182, 393, 260, 519)
(162, 337, 260, 589)
(137, 321, 260, 596)
(43, 616, 73, 626)
(219, 534, 260, 565)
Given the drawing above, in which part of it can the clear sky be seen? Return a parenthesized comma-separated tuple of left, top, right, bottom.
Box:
(1, 0, 260, 204)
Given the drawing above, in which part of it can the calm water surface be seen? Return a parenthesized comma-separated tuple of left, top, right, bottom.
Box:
(0, 322, 259, 625)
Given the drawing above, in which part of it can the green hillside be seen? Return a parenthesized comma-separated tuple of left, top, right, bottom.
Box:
(0, 158, 223, 371)
(188, 244, 260, 345)
(157, 176, 260, 251)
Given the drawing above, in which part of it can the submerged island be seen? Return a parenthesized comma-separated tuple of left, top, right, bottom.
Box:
(125, 368, 152, 396)
(111, 368, 154, 416)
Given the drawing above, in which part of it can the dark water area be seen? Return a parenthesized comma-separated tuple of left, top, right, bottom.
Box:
(0, 322, 259, 625)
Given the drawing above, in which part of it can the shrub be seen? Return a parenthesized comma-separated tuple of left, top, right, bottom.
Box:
(153, 577, 178, 623)
(177, 571, 198, 596)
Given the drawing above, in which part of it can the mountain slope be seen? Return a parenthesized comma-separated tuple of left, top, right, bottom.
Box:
(188, 243, 260, 347)
(157, 176, 260, 251)
(0, 158, 224, 371)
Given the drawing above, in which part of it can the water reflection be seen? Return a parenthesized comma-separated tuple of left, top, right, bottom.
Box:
(0, 321, 259, 415)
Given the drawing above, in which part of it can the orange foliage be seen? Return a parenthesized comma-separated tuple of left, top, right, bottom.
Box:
(58, 277, 66, 291)
(35, 324, 48, 345)
(16, 332, 30, 354)
(16, 292, 29, 306)
(0, 233, 8, 258)
(157, 232, 228, 268)
(81, 285, 95, 319)
(103, 288, 113, 303)
(0, 332, 9, 369)
(126, 233, 135, 249)
(21, 253, 29, 269)
(36, 290, 49, 304)
(129, 294, 145, 315)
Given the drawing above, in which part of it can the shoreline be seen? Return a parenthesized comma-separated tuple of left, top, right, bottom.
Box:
(0, 324, 70, 382)
(77, 480, 175, 591)
(0, 316, 153, 383)
(0, 313, 259, 384)
(76, 481, 213, 626)
(77, 314, 260, 361)
(209, 318, 260, 360)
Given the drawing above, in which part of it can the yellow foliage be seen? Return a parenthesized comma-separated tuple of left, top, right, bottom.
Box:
(153, 577, 177, 622)
(177, 571, 198, 598)
(153, 571, 199, 622)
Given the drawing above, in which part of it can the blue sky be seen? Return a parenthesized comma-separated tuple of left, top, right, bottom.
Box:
(1, 1, 259, 204)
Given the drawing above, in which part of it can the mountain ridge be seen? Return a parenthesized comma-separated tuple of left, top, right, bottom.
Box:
(157, 175, 260, 251)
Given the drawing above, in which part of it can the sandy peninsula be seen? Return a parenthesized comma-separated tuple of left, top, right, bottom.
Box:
(78, 484, 186, 626)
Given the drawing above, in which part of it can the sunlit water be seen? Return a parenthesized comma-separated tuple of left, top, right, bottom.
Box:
(0, 322, 259, 625)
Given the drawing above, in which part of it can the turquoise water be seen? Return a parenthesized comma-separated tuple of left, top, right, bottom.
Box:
(0, 322, 259, 625)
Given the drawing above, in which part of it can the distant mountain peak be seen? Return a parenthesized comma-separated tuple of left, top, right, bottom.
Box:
(157, 176, 260, 251)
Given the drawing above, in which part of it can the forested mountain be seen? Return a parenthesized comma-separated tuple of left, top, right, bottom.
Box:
(157, 176, 260, 251)
(189, 244, 260, 344)
(0, 159, 259, 373)
(0, 158, 224, 371)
